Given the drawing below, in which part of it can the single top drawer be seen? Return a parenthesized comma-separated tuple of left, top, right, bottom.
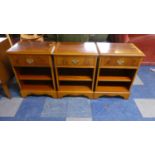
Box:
(100, 56, 142, 67)
(54, 56, 97, 67)
(9, 55, 51, 67)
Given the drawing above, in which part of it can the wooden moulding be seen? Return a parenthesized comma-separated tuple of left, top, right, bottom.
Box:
(93, 92, 130, 99)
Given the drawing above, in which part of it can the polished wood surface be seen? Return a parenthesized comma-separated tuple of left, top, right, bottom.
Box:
(55, 55, 96, 67)
(18, 74, 51, 80)
(54, 42, 98, 55)
(54, 42, 98, 98)
(58, 85, 93, 99)
(0, 38, 7, 43)
(96, 43, 145, 56)
(10, 55, 51, 67)
(7, 41, 55, 54)
(59, 75, 92, 81)
(98, 76, 132, 82)
(0, 37, 13, 98)
(7, 42, 56, 98)
(95, 43, 145, 99)
(100, 56, 141, 67)
(96, 85, 129, 92)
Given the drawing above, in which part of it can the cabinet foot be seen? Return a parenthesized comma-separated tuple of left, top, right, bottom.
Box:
(20, 91, 57, 98)
(94, 93, 130, 99)
(57, 92, 93, 99)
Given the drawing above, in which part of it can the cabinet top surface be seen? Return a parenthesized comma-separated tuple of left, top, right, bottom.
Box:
(54, 42, 98, 55)
(0, 37, 7, 43)
(7, 41, 55, 55)
(96, 43, 145, 56)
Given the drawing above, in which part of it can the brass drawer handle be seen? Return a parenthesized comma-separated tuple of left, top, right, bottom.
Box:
(117, 59, 125, 65)
(72, 58, 79, 64)
(26, 58, 34, 64)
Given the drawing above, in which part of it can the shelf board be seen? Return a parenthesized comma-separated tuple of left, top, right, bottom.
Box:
(18, 74, 52, 80)
(56, 66, 95, 68)
(96, 86, 129, 92)
(59, 85, 92, 92)
(22, 84, 53, 91)
(98, 76, 131, 82)
(100, 66, 138, 69)
(59, 75, 92, 81)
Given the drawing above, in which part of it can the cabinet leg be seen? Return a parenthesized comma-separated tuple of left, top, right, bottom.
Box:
(20, 91, 27, 98)
(2, 83, 11, 98)
(122, 94, 130, 100)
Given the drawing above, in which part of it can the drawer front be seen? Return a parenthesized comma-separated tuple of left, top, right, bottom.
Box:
(100, 56, 141, 67)
(55, 56, 96, 67)
(10, 55, 51, 67)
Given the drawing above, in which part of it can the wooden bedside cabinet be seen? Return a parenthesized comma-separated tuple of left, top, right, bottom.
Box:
(54, 42, 98, 98)
(7, 41, 57, 97)
(95, 43, 145, 99)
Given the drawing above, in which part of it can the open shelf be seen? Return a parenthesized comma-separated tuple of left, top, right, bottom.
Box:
(20, 80, 54, 91)
(15, 67, 52, 80)
(59, 81, 92, 91)
(18, 74, 51, 80)
(97, 86, 129, 92)
(59, 75, 92, 81)
(98, 68, 136, 82)
(97, 81, 130, 92)
(98, 76, 131, 82)
(58, 68, 93, 81)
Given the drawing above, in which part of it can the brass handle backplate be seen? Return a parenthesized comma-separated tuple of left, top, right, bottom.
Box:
(72, 58, 79, 65)
(26, 58, 34, 64)
(117, 59, 125, 65)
